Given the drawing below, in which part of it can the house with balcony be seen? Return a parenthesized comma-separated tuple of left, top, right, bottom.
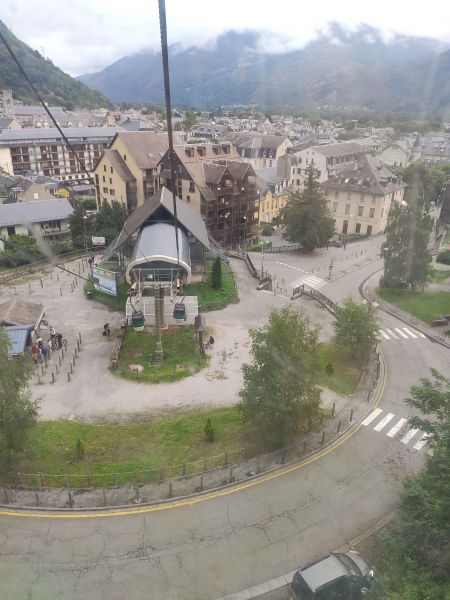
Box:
(0, 198, 73, 244)
(220, 132, 293, 171)
(92, 131, 171, 212)
(158, 142, 259, 247)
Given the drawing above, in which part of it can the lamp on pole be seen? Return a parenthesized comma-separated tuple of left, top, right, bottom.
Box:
(83, 214, 88, 255)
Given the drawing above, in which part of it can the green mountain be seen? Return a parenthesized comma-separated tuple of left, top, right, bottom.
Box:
(79, 25, 449, 115)
(0, 20, 111, 109)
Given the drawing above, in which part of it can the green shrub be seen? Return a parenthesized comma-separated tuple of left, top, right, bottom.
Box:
(436, 249, 450, 265)
(204, 418, 215, 442)
(261, 225, 274, 236)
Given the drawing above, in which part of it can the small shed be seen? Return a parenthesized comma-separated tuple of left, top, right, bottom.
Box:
(4, 325, 34, 356)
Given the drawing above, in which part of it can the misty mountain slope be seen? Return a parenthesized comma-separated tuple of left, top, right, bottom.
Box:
(0, 20, 111, 109)
(78, 26, 449, 113)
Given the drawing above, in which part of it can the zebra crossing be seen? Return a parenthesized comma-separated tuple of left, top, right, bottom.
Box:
(291, 274, 327, 290)
(378, 327, 426, 341)
(362, 408, 430, 452)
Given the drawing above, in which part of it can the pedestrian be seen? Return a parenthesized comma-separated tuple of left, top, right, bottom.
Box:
(31, 343, 39, 365)
(56, 332, 63, 349)
(47, 338, 53, 355)
(49, 325, 56, 337)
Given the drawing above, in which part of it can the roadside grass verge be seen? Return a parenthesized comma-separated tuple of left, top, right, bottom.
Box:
(427, 268, 450, 284)
(114, 326, 209, 383)
(317, 341, 361, 396)
(376, 288, 450, 325)
(0, 407, 245, 488)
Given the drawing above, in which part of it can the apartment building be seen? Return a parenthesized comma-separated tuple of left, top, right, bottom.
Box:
(159, 142, 259, 247)
(0, 198, 73, 242)
(92, 132, 170, 211)
(0, 127, 120, 181)
(322, 155, 407, 236)
(289, 141, 368, 187)
(220, 132, 293, 170)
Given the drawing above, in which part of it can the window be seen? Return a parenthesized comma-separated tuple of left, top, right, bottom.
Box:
(110, 189, 115, 195)
(296, 179, 301, 186)
(332, 202, 337, 213)
(369, 207, 375, 218)
(189, 181, 195, 193)
(110, 166, 113, 174)
(357, 206, 363, 217)
(103, 186, 108, 194)
(372, 195, 376, 204)
(269, 160, 272, 167)
(186, 195, 190, 203)
(297, 168, 301, 175)
(345, 203, 350, 214)
(123, 154, 127, 161)
(103, 165, 106, 172)
(335, 191, 339, 199)
(360, 193, 365, 201)
(103, 176, 105, 182)
(109, 178, 112, 184)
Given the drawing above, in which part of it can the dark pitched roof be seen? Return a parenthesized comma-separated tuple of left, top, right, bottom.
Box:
(322, 155, 406, 195)
(114, 186, 209, 251)
(0, 297, 45, 327)
(0, 198, 73, 226)
(103, 149, 136, 182)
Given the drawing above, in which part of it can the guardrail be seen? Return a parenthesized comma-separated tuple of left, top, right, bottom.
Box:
(291, 283, 338, 313)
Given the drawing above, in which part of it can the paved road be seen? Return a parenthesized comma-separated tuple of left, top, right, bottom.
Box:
(1, 256, 448, 600)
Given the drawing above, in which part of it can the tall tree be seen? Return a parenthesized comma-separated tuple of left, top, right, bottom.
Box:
(69, 202, 91, 249)
(333, 299, 378, 359)
(240, 307, 322, 449)
(381, 191, 433, 290)
(182, 108, 197, 131)
(0, 328, 38, 466)
(282, 164, 334, 251)
(94, 201, 127, 244)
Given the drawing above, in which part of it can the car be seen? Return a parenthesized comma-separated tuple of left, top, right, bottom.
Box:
(291, 551, 374, 600)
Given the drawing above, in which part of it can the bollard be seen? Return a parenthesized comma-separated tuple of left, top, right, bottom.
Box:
(102, 489, 107, 505)
(75, 348, 78, 359)
(332, 402, 335, 417)
(281, 449, 286, 464)
(68, 492, 74, 508)
(168, 481, 173, 498)
(3, 489, 8, 504)
(60, 287, 63, 296)
(229, 467, 234, 482)
(51, 372, 55, 384)
(41, 365, 44, 376)
(35, 492, 40, 507)
(337, 420, 341, 434)
(70, 362, 73, 374)
(40, 279, 43, 288)
(62, 349, 64, 359)
(199, 476, 204, 492)
(28, 282, 31, 293)
(57, 273, 59, 282)
(78, 332, 82, 344)
(72, 356, 76, 367)
(77, 339, 80, 352)
(67, 371, 71, 382)
(321, 431, 325, 445)
(350, 409, 353, 422)
(58, 356, 62, 367)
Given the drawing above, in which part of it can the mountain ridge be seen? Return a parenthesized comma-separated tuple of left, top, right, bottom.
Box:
(78, 25, 449, 114)
(0, 20, 111, 110)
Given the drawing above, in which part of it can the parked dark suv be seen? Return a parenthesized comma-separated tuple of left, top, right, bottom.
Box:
(291, 551, 374, 600)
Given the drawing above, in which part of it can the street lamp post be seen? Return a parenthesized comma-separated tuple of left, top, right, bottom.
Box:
(83, 214, 88, 256)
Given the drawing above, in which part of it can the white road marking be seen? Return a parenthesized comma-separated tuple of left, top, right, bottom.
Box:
(379, 330, 390, 340)
(362, 408, 383, 426)
(395, 328, 409, 339)
(386, 418, 407, 438)
(413, 433, 430, 451)
(400, 428, 420, 445)
(416, 331, 426, 338)
(374, 413, 395, 432)
(403, 327, 417, 339)
(386, 329, 399, 339)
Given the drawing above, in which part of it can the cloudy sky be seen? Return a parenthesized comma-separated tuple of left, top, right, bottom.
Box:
(3, 0, 450, 76)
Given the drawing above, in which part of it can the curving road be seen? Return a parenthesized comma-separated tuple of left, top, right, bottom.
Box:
(1, 258, 448, 600)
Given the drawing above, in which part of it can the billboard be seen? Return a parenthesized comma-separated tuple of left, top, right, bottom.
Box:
(91, 236, 106, 246)
(92, 266, 119, 297)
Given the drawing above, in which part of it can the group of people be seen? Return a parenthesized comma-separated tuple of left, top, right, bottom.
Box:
(31, 326, 64, 365)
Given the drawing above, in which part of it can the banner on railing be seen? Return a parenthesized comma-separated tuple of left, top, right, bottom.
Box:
(92, 266, 119, 297)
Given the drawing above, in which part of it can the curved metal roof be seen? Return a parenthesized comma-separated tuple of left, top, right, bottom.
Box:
(126, 222, 191, 283)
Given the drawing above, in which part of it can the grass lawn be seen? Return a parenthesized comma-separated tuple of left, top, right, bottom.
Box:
(0, 407, 245, 488)
(428, 268, 450, 284)
(317, 341, 361, 396)
(115, 326, 209, 383)
(377, 288, 450, 325)
(186, 269, 237, 311)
